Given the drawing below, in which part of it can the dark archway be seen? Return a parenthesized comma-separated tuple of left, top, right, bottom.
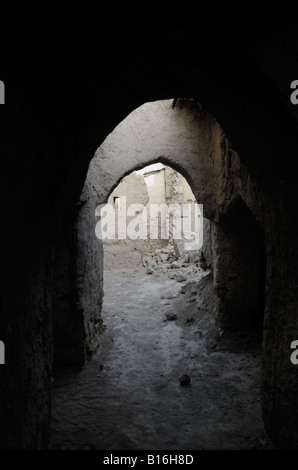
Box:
(217, 195, 266, 338)
(51, 158, 268, 449)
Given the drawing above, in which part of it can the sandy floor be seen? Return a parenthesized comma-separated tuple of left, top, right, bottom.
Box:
(50, 267, 273, 450)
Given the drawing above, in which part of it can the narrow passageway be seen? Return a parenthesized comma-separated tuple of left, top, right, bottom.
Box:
(50, 101, 272, 450)
(50, 266, 271, 450)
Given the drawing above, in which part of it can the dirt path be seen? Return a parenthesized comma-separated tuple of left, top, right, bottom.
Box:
(50, 267, 272, 450)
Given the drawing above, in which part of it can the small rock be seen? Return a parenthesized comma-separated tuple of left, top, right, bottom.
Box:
(194, 330, 203, 337)
(165, 310, 177, 321)
(170, 261, 179, 269)
(176, 272, 188, 282)
(146, 267, 154, 275)
(179, 374, 191, 386)
(165, 293, 177, 299)
(186, 317, 195, 323)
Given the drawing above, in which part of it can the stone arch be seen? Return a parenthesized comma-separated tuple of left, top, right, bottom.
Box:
(49, 88, 298, 449)
(52, 99, 269, 365)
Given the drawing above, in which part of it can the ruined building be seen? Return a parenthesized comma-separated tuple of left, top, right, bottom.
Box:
(102, 162, 199, 270)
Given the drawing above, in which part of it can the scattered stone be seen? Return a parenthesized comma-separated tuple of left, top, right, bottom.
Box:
(165, 310, 177, 321)
(170, 261, 179, 269)
(194, 330, 203, 337)
(165, 293, 177, 299)
(176, 272, 188, 282)
(179, 374, 191, 386)
(143, 257, 157, 268)
(146, 267, 154, 275)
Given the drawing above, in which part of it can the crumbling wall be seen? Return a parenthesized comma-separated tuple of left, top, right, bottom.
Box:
(164, 166, 199, 258)
(103, 172, 149, 270)
(97, 162, 204, 272)
(141, 164, 201, 260)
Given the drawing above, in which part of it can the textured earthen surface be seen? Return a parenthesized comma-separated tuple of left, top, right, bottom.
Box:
(51, 267, 272, 450)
